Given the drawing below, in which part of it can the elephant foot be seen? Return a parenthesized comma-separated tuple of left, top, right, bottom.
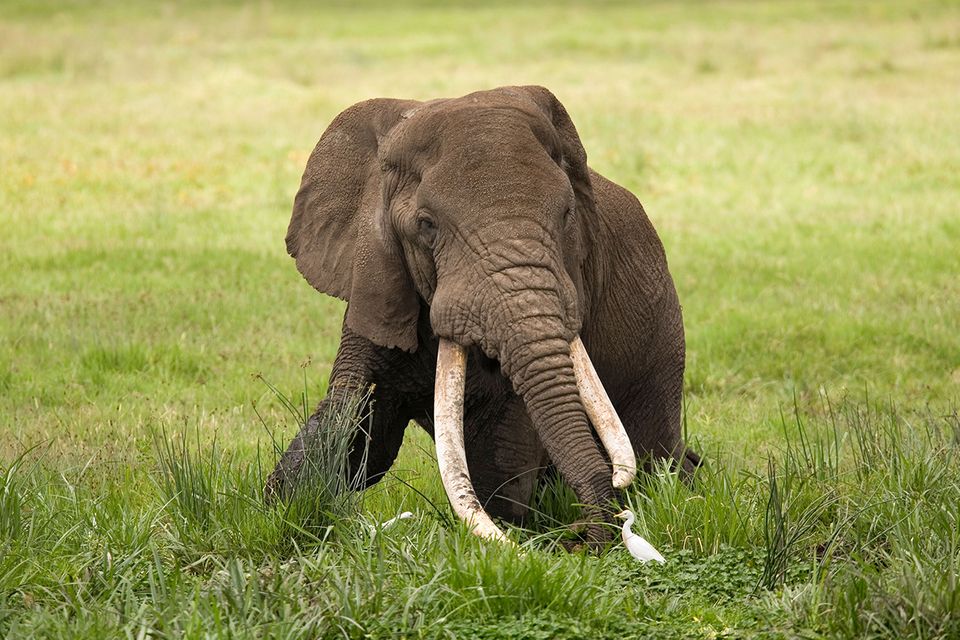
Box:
(263, 452, 300, 505)
(677, 446, 703, 485)
(263, 414, 322, 504)
(263, 464, 293, 504)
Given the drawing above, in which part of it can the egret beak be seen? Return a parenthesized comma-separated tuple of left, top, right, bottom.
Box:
(614, 510, 630, 519)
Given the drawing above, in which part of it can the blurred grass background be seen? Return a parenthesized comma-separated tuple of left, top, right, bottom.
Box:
(3, 0, 957, 463)
(1, 2, 960, 634)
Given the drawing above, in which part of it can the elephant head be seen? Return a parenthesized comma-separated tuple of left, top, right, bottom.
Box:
(286, 86, 635, 540)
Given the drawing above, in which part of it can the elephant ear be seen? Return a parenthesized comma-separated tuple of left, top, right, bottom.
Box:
(286, 98, 422, 352)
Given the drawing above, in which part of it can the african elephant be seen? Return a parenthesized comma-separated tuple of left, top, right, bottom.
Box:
(265, 85, 699, 544)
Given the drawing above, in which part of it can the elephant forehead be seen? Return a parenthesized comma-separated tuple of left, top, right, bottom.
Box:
(417, 153, 572, 220)
(383, 103, 561, 172)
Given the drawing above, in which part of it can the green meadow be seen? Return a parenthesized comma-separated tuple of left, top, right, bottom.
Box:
(2, 1, 959, 637)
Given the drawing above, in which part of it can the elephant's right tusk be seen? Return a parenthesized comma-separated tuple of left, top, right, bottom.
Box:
(434, 338, 512, 544)
(570, 336, 637, 489)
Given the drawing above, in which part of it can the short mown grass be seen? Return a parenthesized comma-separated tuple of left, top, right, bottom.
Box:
(3, 0, 959, 636)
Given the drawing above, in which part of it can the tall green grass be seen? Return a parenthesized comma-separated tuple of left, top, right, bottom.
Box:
(151, 383, 376, 559)
(4, 392, 957, 637)
(630, 395, 960, 637)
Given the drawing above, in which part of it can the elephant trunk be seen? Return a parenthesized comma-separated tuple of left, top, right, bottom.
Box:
(495, 316, 615, 507)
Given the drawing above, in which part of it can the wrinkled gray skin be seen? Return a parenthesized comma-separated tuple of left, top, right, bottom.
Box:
(266, 86, 699, 544)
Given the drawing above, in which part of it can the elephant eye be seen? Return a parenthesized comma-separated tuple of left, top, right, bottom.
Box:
(416, 212, 438, 248)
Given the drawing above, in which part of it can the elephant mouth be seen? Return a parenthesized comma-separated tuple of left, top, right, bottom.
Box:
(433, 336, 636, 543)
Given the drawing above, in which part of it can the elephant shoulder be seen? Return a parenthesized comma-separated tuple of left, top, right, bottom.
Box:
(587, 169, 665, 260)
(583, 168, 676, 342)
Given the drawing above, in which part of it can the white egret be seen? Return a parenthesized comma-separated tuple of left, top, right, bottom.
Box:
(380, 511, 414, 530)
(615, 509, 665, 564)
(370, 511, 414, 539)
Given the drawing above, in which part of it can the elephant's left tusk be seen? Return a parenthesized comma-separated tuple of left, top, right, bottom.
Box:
(434, 338, 513, 544)
(570, 336, 637, 489)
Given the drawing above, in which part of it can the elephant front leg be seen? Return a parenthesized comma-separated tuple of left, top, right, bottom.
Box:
(265, 381, 413, 501)
(264, 324, 420, 502)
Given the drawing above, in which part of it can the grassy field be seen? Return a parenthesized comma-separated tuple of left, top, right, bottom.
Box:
(2, 0, 959, 637)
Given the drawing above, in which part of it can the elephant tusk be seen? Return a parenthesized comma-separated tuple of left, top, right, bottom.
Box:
(434, 338, 512, 544)
(570, 336, 637, 489)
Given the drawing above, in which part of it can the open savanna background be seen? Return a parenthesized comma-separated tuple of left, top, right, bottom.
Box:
(2, 0, 959, 637)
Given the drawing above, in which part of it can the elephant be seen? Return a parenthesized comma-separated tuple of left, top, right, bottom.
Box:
(265, 85, 699, 544)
